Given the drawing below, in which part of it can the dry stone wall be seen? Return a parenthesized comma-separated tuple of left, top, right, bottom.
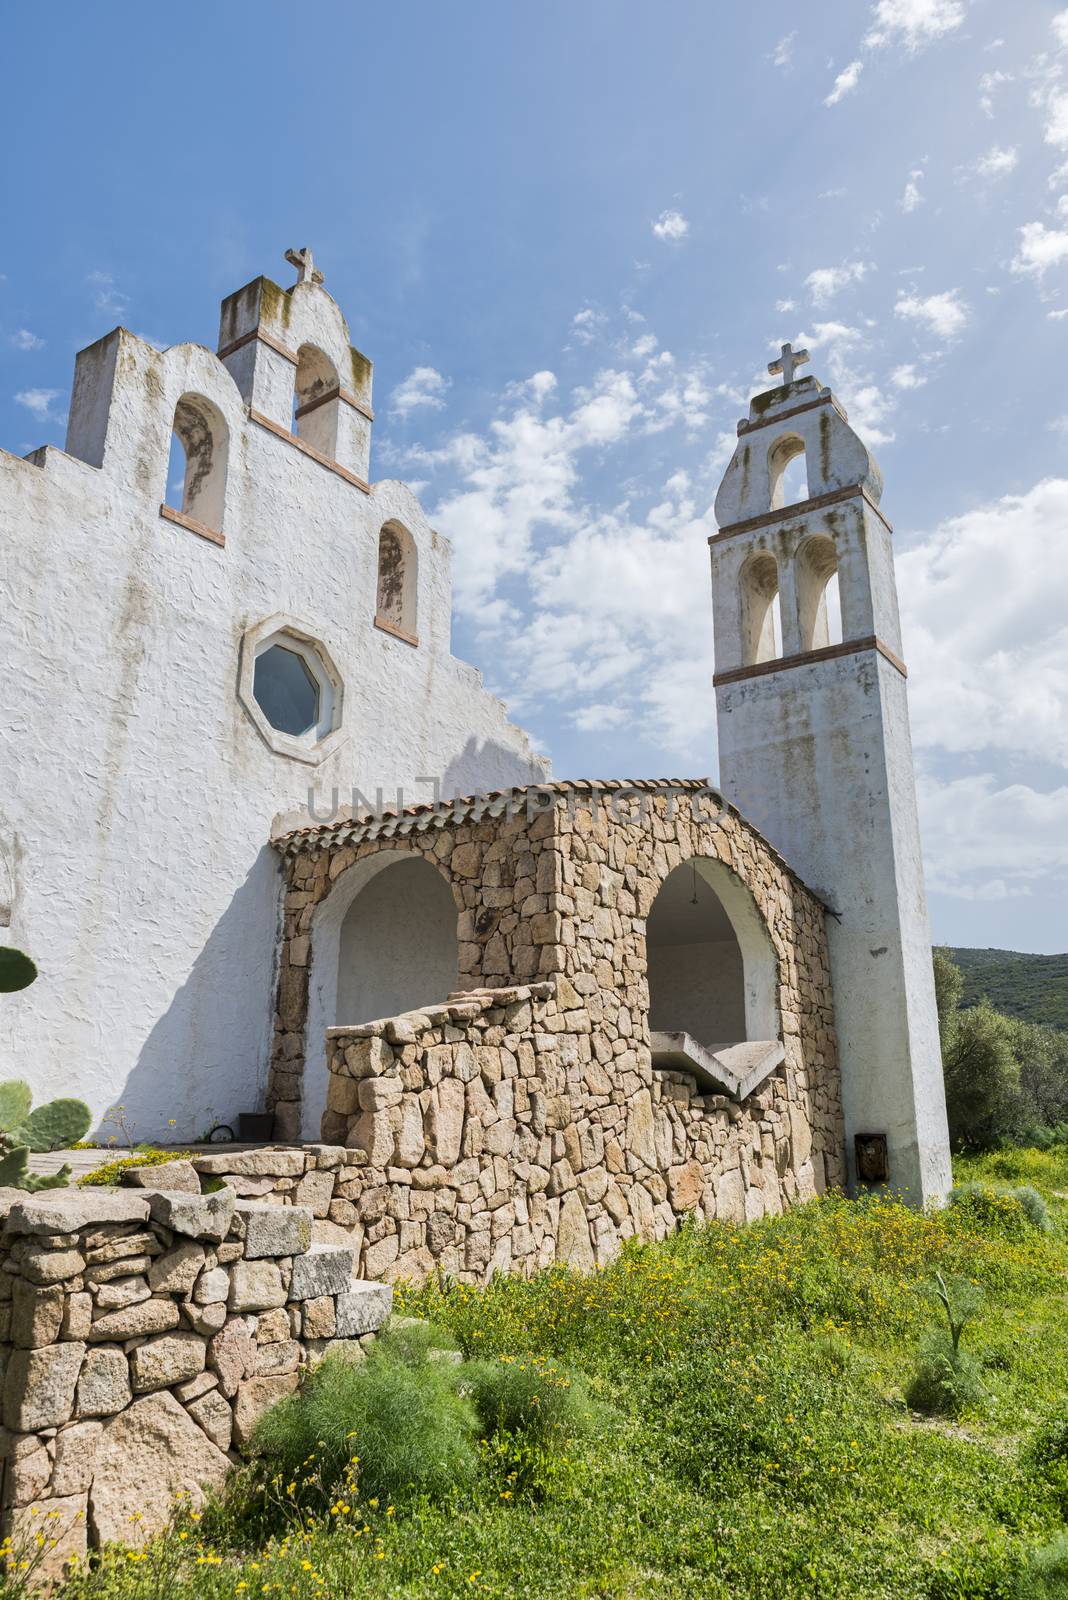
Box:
(0, 1163, 392, 1585)
(321, 974, 839, 1283)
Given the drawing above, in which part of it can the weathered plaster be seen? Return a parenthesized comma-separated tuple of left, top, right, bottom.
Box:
(712, 372, 951, 1205)
(0, 266, 547, 1141)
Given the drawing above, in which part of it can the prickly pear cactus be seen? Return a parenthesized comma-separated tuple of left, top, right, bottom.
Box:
(0, 948, 36, 993)
(0, 1079, 32, 1132)
(10, 1097, 92, 1153)
(0, 955, 88, 1189)
(0, 1079, 91, 1190)
(0, 1144, 73, 1191)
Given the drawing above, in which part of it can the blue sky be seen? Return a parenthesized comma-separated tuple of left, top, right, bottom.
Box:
(2, 0, 1066, 953)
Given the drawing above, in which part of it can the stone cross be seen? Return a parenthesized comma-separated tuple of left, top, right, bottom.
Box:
(768, 341, 810, 387)
(285, 247, 324, 287)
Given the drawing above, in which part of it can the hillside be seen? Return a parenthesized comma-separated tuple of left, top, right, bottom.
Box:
(947, 946, 1068, 1031)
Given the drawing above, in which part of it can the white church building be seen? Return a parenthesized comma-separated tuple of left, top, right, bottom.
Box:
(0, 251, 951, 1209)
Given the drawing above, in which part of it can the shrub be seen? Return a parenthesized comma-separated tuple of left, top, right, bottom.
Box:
(252, 1346, 479, 1504)
(905, 1272, 986, 1416)
(1023, 1412, 1068, 1513)
(947, 1182, 1042, 1239)
(905, 1329, 985, 1416)
(373, 1317, 463, 1369)
(465, 1353, 602, 1448)
(460, 1352, 606, 1499)
(1016, 1533, 1068, 1598)
(1012, 1184, 1051, 1232)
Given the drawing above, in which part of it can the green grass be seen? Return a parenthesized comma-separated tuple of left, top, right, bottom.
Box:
(948, 947, 1068, 1032)
(43, 1164, 1068, 1600)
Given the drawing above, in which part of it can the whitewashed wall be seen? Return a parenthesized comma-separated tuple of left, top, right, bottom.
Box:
(0, 273, 547, 1142)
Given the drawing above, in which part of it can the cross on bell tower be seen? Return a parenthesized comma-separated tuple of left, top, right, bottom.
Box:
(767, 341, 810, 387)
(285, 246, 324, 287)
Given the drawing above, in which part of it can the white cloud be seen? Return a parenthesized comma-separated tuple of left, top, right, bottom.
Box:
(825, 59, 863, 106)
(918, 775, 1068, 901)
(890, 362, 927, 388)
(974, 144, 1018, 178)
(87, 271, 128, 320)
(979, 67, 1012, 117)
(507, 371, 557, 406)
(630, 333, 657, 358)
(900, 170, 925, 212)
(1049, 307, 1068, 320)
(864, 0, 966, 52)
(804, 261, 870, 305)
(570, 307, 606, 346)
(14, 388, 60, 421)
(1054, 9, 1068, 49)
(651, 209, 690, 242)
(773, 31, 796, 68)
(1011, 222, 1068, 280)
(397, 360, 729, 761)
(389, 365, 450, 418)
(571, 703, 629, 732)
(775, 299, 797, 314)
(1046, 92, 1068, 150)
(10, 328, 44, 351)
(795, 321, 898, 446)
(894, 287, 970, 339)
(898, 478, 1068, 770)
(1016, 222, 1068, 281)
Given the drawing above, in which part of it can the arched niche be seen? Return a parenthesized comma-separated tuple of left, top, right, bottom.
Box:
(302, 851, 459, 1138)
(739, 550, 782, 666)
(646, 855, 779, 1045)
(293, 343, 340, 458)
(165, 393, 229, 532)
(796, 533, 843, 651)
(375, 521, 418, 641)
(768, 432, 808, 511)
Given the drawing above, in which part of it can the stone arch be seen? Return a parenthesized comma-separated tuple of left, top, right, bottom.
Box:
(375, 521, 418, 641)
(768, 432, 808, 511)
(796, 533, 843, 651)
(739, 550, 782, 665)
(293, 343, 340, 458)
(645, 854, 779, 1046)
(302, 848, 459, 1139)
(165, 393, 228, 532)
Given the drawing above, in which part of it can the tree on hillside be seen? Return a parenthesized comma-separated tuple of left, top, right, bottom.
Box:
(935, 948, 1021, 1150)
(1010, 1016, 1068, 1132)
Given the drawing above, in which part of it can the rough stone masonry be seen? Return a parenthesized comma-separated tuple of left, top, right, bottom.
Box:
(268, 782, 845, 1277)
(0, 1164, 392, 1584)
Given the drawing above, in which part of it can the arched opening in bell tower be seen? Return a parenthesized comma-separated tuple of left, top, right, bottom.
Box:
(797, 534, 843, 651)
(768, 433, 808, 510)
(292, 343, 340, 458)
(739, 551, 782, 665)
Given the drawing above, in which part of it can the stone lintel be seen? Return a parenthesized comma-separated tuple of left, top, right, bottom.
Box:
(158, 503, 226, 548)
(714, 635, 907, 688)
(248, 409, 371, 494)
(709, 483, 892, 545)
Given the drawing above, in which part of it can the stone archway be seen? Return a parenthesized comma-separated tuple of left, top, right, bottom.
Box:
(302, 850, 459, 1139)
(645, 855, 782, 1097)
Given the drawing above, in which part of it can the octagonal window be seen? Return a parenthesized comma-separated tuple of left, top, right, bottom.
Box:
(254, 643, 321, 736)
(239, 618, 345, 765)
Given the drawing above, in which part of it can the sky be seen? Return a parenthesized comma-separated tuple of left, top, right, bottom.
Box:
(1, 0, 1066, 954)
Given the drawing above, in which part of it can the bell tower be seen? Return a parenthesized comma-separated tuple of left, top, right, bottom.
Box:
(710, 345, 951, 1206)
